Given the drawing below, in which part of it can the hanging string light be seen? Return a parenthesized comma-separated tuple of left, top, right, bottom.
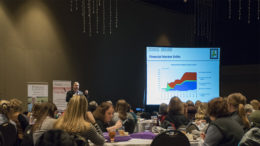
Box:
(115, 0, 118, 28)
(109, 0, 112, 35)
(228, 0, 232, 19)
(96, 0, 99, 34)
(70, 0, 73, 12)
(82, 0, 86, 33)
(92, 0, 95, 14)
(257, 0, 260, 20)
(238, 0, 242, 20)
(248, 0, 251, 23)
(88, 0, 92, 36)
(75, 0, 78, 11)
(103, 0, 106, 35)
(227, 0, 258, 22)
(70, 0, 119, 36)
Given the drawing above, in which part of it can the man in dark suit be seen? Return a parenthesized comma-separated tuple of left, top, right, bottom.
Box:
(66, 81, 83, 102)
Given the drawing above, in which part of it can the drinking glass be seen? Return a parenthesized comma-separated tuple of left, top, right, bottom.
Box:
(108, 129, 116, 142)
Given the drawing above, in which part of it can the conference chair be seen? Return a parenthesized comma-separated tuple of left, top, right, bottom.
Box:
(0, 122, 17, 146)
(151, 130, 190, 146)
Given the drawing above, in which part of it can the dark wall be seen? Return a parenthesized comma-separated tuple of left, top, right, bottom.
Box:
(0, 0, 194, 110)
(215, 0, 260, 65)
(0, 0, 259, 111)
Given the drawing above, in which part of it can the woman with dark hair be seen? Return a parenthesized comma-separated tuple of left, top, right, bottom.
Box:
(186, 100, 197, 121)
(202, 97, 244, 146)
(21, 103, 42, 146)
(93, 102, 122, 132)
(158, 103, 168, 123)
(112, 100, 135, 133)
(32, 102, 57, 144)
(161, 97, 189, 130)
(88, 101, 98, 113)
(227, 93, 250, 131)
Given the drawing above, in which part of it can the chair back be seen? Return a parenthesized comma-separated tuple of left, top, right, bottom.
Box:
(0, 122, 17, 146)
(151, 130, 190, 146)
(0, 131, 5, 146)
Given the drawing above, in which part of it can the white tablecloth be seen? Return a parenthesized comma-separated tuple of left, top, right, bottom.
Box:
(190, 139, 204, 146)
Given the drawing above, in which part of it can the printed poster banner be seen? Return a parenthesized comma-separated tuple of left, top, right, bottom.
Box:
(53, 80, 71, 111)
(27, 83, 48, 112)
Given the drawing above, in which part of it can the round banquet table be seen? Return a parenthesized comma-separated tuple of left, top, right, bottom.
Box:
(89, 137, 203, 146)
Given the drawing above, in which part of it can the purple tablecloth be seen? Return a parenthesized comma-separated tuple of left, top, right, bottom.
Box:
(103, 132, 132, 142)
(103, 132, 156, 142)
(130, 132, 156, 139)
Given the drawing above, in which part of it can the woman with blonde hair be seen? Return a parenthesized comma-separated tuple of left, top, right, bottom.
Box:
(227, 93, 250, 131)
(195, 102, 208, 121)
(54, 95, 105, 145)
(8, 99, 29, 144)
(0, 100, 11, 125)
(0, 100, 17, 146)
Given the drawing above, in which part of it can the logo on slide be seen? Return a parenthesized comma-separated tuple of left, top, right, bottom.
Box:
(210, 49, 218, 59)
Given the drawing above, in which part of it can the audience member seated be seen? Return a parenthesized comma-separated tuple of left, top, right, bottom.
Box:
(195, 100, 202, 111)
(8, 99, 29, 144)
(186, 100, 196, 121)
(0, 100, 17, 146)
(227, 93, 250, 131)
(93, 102, 122, 132)
(140, 112, 152, 120)
(0, 100, 12, 126)
(88, 101, 98, 113)
(244, 104, 254, 117)
(158, 103, 168, 123)
(202, 97, 244, 146)
(194, 103, 208, 131)
(250, 99, 260, 110)
(54, 95, 105, 146)
(0, 131, 4, 146)
(35, 129, 76, 146)
(32, 102, 57, 145)
(29, 103, 41, 125)
(128, 104, 137, 125)
(112, 99, 135, 133)
(161, 97, 189, 130)
(239, 110, 260, 146)
(195, 103, 207, 121)
(21, 103, 42, 146)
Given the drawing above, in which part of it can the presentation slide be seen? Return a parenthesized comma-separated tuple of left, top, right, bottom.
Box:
(146, 47, 220, 105)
